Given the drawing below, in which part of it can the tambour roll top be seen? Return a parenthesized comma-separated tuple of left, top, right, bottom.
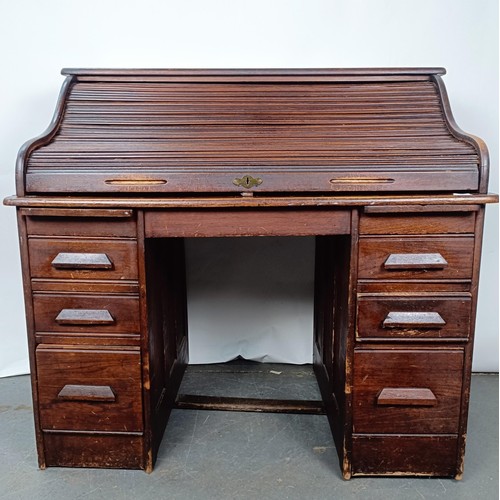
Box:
(17, 68, 488, 195)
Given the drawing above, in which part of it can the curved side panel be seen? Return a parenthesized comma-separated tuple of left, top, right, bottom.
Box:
(432, 75, 490, 193)
(15, 75, 76, 196)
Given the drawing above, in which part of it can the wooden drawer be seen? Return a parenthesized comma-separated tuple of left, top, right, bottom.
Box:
(26, 211, 136, 238)
(352, 435, 458, 477)
(359, 212, 476, 235)
(353, 349, 464, 434)
(36, 346, 143, 432)
(43, 433, 145, 469)
(29, 238, 138, 281)
(356, 294, 471, 341)
(358, 236, 474, 280)
(33, 293, 140, 334)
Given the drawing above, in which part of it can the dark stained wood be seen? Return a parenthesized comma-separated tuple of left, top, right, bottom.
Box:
(351, 435, 458, 476)
(143, 233, 189, 472)
(175, 395, 326, 414)
(363, 204, 480, 214)
(26, 213, 137, 237)
(358, 236, 474, 280)
(359, 212, 476, 234)
(61, 68, 448, 76)
(33, 293, 140, 334)
(36, 346, 143, 432)
(19, 69, 487, 195)
(357, 281, 471, 293)
(454, 206, 487, 479)
(35, 332, 141, 347)
(43, 433, 145, 469)
(5, 193, 498, 209)
(21, 208, 133, 218)
(432, 75, 490, 194)
(15, 210, 46, 468)
(356, 294, 471, 341)
(145, 209, 350, 237)
(29, 238, 138, 280)
(4, 68, 497, 478)
(30, 279, 139, 295)
(15, 75, 75, 196)
(352, 349, 464, 434)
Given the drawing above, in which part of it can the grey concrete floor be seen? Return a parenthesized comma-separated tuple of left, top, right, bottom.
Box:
(0, 364, 497, 500)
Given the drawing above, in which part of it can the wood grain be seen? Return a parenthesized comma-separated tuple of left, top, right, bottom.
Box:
(352, 349, 464, 434)
(36, 346, 143, 432)
(33, 293, 140, 334)
(145, 209, 350, 237)
(175, 395, 326, 414)
(29, 238, 138, 280)
(5, 68, 496, 478)
(351, 435, 458, 476)
(359, 212, 476, 234)
(358, 236, 474, 280)
(18, 69, 487, 195)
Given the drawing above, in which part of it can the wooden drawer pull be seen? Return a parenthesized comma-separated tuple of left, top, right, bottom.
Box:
(57, 384, 116, 402)
(377, 388, 437, 407)
(384, 252, 448, 270)
(383, 311, 446, 329)
(51, 252, 113, 270)
(55, 309, 115, 325)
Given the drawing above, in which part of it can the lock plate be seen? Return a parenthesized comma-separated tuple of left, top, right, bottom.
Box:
(233, 175, 263, 189)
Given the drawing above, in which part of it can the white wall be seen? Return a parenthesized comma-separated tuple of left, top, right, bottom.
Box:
(0, 0, 497, 375)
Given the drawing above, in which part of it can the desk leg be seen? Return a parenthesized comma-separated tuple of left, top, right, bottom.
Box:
(313, 212, 358, 480)
(140, 223, 189, 472)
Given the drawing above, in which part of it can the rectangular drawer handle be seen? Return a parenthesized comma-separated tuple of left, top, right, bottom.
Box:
(55, 309, 115, 325)
(383, 311, 446, 329)
(57, 384, 116, 402)
(384, 253, 448, 270)
(51, 252, 113, 270)
(377, 388, 437, 407)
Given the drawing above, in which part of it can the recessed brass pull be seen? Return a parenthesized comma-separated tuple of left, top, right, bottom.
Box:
(330, 177, 395, 184)
(105, 179, 167, 185)
(233, 175, 263, 189)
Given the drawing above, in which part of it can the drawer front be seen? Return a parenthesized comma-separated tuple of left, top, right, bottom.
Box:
(352, 435, 458, 476)
(37, 347, 143, 432)
(43, 433, 144, 469)
(29, 238, 138, 281)
(353, 349, 464, 434)
(357, 294, 471, 341)
(358, 237, 474, 280)
(359, 212, 475, 235)
(33, 293, 140, 333)
(26, 213, 136, 238)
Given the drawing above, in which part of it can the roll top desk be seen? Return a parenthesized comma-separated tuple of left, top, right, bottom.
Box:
(4, 68, 497, 478)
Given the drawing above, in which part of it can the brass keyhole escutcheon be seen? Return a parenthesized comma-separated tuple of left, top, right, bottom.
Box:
(233, 175, 263, 189)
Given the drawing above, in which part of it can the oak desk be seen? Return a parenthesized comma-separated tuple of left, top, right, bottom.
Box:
(5, 68, 497, 478)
